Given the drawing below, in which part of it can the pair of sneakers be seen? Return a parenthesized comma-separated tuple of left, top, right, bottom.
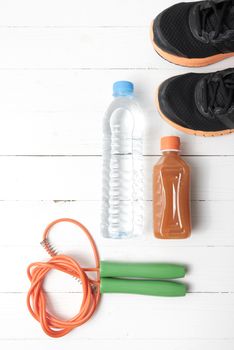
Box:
(152, 0, 234, 136)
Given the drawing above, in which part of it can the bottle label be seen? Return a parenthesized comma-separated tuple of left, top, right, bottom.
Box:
(160, 167, 184, 234)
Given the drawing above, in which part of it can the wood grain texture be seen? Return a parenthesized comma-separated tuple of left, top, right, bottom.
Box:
(0, 0, 178, 27)
(0, 200, 232, 247)
(0, 156, 232, 200)
(2, 245, 234, 292)
(0, 293, 234, 340)
(0, 70, 234, 155)
(0, 26, 234, 71)
(0, 0, 233, 348)
(1, 340, 234, 350)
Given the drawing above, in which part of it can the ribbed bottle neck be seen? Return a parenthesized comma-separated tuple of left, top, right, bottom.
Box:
(161, 150, 180, 154)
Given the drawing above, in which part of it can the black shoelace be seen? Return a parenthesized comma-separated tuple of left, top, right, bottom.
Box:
(197, 0, 234, 39)
(203, 73, 234, 114)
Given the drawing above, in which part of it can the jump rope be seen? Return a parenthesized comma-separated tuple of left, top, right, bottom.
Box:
(27, 218, 187, 338)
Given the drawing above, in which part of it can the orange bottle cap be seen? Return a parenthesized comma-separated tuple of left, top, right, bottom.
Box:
(160, 136, 180, 151)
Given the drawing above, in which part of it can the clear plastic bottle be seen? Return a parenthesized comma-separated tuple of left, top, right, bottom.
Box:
(101, 81, 144, 239)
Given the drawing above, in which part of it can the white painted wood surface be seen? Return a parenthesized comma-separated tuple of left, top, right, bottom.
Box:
(0, 0, 233, 349)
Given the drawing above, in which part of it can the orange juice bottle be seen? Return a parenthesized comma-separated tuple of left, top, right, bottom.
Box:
(153, 136, 191, 239)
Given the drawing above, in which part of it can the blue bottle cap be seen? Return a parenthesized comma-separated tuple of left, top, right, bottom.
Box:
(113, 81, 134, 97)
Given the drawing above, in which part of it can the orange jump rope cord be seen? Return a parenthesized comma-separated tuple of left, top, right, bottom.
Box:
(27, 218, 101, 338)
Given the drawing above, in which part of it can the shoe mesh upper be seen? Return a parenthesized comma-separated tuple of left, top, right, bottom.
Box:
(158, 2, 219, 58)
(160, 74, 226, 131)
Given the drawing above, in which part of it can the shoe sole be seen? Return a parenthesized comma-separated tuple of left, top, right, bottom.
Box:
(156, 89, 234, 137)
(150, 21, 234, 67)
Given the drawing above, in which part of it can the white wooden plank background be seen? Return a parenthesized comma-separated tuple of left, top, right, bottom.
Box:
(0, 0, 233, 349)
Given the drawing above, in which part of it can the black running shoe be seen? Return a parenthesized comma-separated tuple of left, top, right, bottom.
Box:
(157, 69, 234, 136)
(151, 0, 234, 67)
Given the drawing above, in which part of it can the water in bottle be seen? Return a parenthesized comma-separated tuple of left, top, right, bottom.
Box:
(101, 81, 144, 238)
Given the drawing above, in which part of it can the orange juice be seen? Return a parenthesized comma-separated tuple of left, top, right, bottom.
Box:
(153, 136, 191, 239)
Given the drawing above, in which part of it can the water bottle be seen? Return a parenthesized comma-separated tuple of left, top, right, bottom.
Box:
(101, 81, 144, 239)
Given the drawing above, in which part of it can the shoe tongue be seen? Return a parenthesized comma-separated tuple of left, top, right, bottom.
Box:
(215, 88, 226, 108)
(205, 2, 234, 33)
(224, 6, 234, 29)
(226, 6, 234, 28)
(213, 73, 234, 109)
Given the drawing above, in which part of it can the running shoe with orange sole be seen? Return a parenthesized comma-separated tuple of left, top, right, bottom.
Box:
(151, 0, 234, 67)
(157, 69, 234, 136)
